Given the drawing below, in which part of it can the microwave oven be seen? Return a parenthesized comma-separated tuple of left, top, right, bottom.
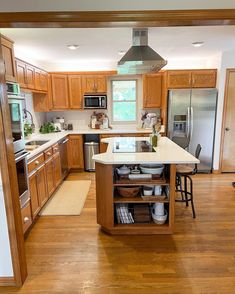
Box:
(6, 82, 21, 96)
(84, 94, 107, 109)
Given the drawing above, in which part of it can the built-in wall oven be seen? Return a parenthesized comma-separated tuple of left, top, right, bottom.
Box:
(15, 150, 30, 208)
(8, 96, 25, 154)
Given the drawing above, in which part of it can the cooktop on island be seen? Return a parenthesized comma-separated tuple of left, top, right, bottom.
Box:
(113, 140, 155, 153)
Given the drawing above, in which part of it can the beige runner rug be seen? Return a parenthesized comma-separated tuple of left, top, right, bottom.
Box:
(40, 180, 91, 216)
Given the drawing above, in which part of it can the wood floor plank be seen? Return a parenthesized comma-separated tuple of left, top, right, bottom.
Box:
(1, 172, 235, 293)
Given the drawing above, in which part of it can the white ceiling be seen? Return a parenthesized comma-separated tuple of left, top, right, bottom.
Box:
(0, 0, 234, 12)
(1, 26, 235, 71)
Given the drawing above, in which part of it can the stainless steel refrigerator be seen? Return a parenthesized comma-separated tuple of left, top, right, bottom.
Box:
(167, 89, 217, 172)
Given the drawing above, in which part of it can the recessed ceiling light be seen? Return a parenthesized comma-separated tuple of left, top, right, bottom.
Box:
(118, 50, 126, 55)
(67, 45, 79, 50)
(192, 42, 204, 48)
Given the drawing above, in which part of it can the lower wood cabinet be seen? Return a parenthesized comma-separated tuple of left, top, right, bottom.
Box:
(68, 135, 84, 169)
(53, 151, 62, 187)
(45, 157, 55, 197)
(21, 202, 33, 234)
(28, 163, 48, 219)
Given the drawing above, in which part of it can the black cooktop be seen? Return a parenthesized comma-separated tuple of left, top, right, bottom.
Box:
(113, 140, 155, 153)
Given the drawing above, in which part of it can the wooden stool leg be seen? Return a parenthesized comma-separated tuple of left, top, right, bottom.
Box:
(189, 176, 196, 218)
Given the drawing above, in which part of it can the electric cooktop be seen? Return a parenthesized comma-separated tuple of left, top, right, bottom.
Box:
(113, 140, 155, 153)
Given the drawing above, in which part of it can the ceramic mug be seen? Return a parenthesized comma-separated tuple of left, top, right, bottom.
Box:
(154, 185, 162, 195)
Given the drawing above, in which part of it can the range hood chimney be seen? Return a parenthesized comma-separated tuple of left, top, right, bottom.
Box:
(117, 28, 167, 75)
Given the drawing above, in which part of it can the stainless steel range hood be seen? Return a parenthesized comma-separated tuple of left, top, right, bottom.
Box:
(117, 28, 167, 75)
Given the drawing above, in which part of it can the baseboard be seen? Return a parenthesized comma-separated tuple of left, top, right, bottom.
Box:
(0, 276, 15, 286)
(212, 169, 221, 174)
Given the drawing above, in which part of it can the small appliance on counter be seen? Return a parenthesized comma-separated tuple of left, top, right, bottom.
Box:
(53, 117, 65, 130)
(89, 111, 111, 130)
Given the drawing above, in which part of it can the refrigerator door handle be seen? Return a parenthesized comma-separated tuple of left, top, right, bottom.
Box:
(190, 106, 194, 139)
(187, 107, 190, 138)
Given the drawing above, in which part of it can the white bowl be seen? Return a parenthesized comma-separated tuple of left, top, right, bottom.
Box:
(140, 164, 164, 175)
(152, 210, 168, 225)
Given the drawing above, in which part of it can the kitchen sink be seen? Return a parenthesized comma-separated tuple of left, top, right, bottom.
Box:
(25, 140, 49, 146)
(25, 140, 49, 151)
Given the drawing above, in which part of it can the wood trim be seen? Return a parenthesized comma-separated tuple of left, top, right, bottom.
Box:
(49, 71, 117, 75)
(0, 277, 15, 286)
(0, 46, 27, 286)
(212, 169, 221, 174)
(219, 69, 235, 173)
(0, 10, 235, 28)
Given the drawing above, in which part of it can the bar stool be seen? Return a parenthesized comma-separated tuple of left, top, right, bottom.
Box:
(175, 144, 202, 218)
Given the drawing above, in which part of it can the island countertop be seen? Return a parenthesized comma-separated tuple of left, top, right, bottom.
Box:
(93, 136, 199, 165)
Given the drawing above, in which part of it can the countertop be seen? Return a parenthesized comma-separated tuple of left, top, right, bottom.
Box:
(25, 126, 155, 160)
(92, 136, 199, 165)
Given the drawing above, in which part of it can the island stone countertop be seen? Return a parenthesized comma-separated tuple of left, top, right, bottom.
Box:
(92, 136, 199, 165)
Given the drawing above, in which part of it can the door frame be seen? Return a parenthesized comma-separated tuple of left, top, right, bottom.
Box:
(219, 68, 235, 172)
(1, 9, 235, 287)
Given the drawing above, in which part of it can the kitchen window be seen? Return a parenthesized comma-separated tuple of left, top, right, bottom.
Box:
(111, 80, 137, 123)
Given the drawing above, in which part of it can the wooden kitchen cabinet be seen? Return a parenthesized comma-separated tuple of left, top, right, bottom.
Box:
(16, 59, 27, 88)
(51, 74, 69, 109)
(45, 156, 55, 197)
(68, 135, 84, 169)
(68, 75, 83, 109)
(82, 75, 107, 93)
(28, 163, 48, 219)
(21, 202, 33, 234)
(28, 171, 40, 219)
(35, 68, 48, 91)
(143, 73, 162, 108)
(167, 69, 217, 88)
(53, 151, 62, 188)
(0, 34, 17, 82)
(25, 63, 35, 90)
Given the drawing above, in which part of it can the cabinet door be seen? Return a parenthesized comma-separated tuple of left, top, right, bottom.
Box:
(40, 70, 48, 91)
(34, 67, 41, 90)
(100, 142, 108, 153)
(1, 35, 17, 82)
(143, 73, 162, 108)
(26, 64, 35, 90)
(68, 135, 84, 169)
(51, 74, 69, 109)
(167, 70, 191, 88)
(16, 59, 27, 88)
(191, 70, 217, 88)
(53, 152, 62, 188)
(68, 75, 83, 109)
(36, 164, 48, 207)
(82, 76, 95, 93)
(45, 157, 55, 197)
(28, 171, 40, 219)
(96, 75, 107, 93)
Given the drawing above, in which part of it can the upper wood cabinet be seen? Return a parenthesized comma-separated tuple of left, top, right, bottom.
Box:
(25, 63, 35, 90)
(0, 34, 17, 82)
(51, 74, 69, 109)
(143, 73, 162, 108)
(68, 135, 84, 169)
(35, 67, 48, 92)
(68, 75, 83, 109)
(15, 59, 27, 88)
(167, 69, 217, 88)
(82, 75, 107, 93)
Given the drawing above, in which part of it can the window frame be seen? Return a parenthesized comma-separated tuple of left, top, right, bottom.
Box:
(111, 79, 138, 124)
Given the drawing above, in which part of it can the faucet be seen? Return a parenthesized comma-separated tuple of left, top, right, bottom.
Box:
(23, 109, 35, 133)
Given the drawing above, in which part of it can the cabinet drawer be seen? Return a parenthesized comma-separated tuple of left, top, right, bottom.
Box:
(52, 143, 59, 154)
(21, 202, 32, 234)
(44, 147, 53, 160)
(28, 153, 44, 173)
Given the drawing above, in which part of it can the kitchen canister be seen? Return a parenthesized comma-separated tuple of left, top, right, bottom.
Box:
(152, 203, 164, 216)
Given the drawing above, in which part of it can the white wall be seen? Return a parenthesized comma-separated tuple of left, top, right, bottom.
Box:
(22, 92, 47, 133)
(0, 172, 14, 278)
(0, 0, 234, 12)
(213, 49, 235, 170)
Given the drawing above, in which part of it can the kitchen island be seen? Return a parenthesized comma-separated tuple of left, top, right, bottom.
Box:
(93, 136, 199, 235)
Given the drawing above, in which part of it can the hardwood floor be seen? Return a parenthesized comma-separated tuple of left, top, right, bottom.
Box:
(2, 172, 235, 293)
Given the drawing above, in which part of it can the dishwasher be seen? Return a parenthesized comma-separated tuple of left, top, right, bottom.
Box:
(84, 134, 100, 171)
(59, 138, 69, 179)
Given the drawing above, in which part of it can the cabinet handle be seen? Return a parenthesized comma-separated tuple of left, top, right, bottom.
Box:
(47, 152, 51, 156)
(24, 217, 30, 223)
(54, 147, 58, 151)
(35, 160, 40, 165)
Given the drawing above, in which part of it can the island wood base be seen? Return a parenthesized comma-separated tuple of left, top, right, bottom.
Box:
(95, 162, 176, 235)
